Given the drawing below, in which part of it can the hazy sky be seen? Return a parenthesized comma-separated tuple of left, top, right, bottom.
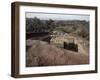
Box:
(26, 12, 90, 21)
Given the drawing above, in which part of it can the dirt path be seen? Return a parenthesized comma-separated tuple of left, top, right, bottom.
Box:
(66, 34, 89, 56)
(76, 40, 88, 56)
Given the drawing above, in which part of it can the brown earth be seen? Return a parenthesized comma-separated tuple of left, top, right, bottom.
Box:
(26, 39, 89, 67)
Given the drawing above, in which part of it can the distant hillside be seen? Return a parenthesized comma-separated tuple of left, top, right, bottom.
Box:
(26, 17, 89, 40)
(54, 20, 89, 40)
